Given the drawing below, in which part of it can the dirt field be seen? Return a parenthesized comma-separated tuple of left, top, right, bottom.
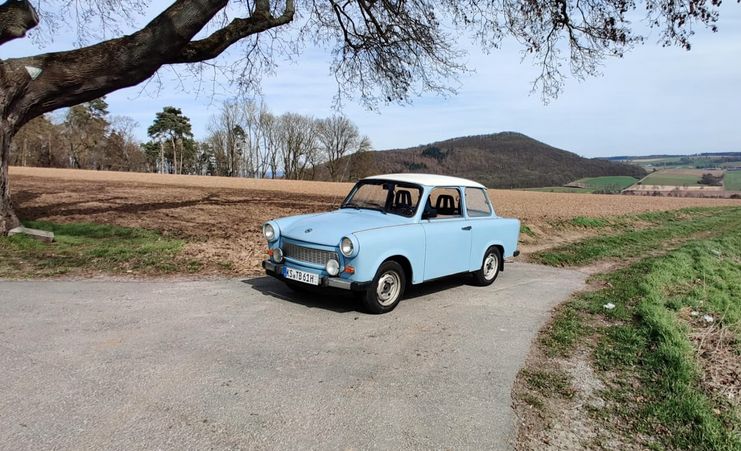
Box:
(9, 167, 740, 275)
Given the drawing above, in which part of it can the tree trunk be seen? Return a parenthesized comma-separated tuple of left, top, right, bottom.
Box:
(171, 136, 177, 174)
(159, 141, 165, 174)
(0, 122, 20, 234)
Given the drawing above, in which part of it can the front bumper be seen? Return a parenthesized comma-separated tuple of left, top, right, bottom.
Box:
(262, 260, 370, 292)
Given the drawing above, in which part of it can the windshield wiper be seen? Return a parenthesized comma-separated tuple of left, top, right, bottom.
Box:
(341, 202, 386, 214)
(369, 205, 388, 214)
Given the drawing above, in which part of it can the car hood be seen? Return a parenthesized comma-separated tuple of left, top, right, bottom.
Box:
(280, 209, 408, 246)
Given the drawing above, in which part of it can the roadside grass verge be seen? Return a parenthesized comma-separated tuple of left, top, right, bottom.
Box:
(521, 208, 741, 450)
(0, 221, 190, 277)
(532, 207, 741, 266)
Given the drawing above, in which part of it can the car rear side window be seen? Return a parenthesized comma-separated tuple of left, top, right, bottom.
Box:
(428, 187, 462, 218)
(465, 188, 492, 217)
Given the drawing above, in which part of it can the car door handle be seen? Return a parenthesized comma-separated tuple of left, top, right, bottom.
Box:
(462, 226, 472, 231)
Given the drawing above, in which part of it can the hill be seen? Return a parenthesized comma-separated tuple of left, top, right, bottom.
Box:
(336, 132, 646, 189)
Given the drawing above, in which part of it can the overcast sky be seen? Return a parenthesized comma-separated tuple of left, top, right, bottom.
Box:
(3, 2, 740, 157)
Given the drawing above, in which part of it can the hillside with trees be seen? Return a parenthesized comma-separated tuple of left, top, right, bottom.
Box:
(321, 132, 646, 189)
(11, 101, 644, 189)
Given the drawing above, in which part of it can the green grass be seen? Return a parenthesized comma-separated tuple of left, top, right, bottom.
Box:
(533, 207, 741, 266)
(724, 171, 741, 191)
(573, 176, 639, 190)
(520, 224, 537, 237)
(641, 171, 703, 186)
(547, 235, 741, 450)
(0, 221, 185, 277)
(522, 368, 576, 399)
(570, 216, 609, 228)
(531, 207, 741, 449)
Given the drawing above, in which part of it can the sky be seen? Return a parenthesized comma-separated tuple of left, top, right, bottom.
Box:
(2, 2, 741, 158)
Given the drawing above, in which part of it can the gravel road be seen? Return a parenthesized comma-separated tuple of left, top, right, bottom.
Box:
(0, 262, 585, 450)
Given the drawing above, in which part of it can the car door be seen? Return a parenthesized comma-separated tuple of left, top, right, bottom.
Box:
(421, 187, 472, 280)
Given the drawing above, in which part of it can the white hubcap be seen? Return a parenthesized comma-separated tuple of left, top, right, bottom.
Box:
(376, 271, 401, 306)
(483, 253, 499, 280)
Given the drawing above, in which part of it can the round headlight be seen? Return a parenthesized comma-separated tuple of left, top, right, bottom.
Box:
(340, 237, 354, 257)
(326, 259, 340, 276)
(272, 247, 283, 263)
(263, 223, 275, 241)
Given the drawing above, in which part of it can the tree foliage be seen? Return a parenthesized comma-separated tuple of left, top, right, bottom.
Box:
(0, 0, 734, 232)
(146, 106, 195, 174)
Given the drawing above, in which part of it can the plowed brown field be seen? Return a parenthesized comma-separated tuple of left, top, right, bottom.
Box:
(9, 167, 740, 275)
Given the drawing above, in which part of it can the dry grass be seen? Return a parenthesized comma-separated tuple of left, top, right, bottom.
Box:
(8, 167, 740, 275)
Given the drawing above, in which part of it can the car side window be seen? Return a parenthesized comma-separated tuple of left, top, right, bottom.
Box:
(428, 187, 462, 219)
(465, 188, 493, 217)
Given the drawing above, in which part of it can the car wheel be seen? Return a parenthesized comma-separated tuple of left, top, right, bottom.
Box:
(472, 246, 501, 286)
(361, 261, 406, 314)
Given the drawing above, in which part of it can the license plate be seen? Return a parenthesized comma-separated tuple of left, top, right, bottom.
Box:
(283, 267, 320, 285)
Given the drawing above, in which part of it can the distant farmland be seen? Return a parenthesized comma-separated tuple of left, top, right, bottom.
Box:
(725, 171, 741, 191)
(527, 175, 638, 193)
(570, 176, 638, 190)
(640, 170, 704, 186)
(526, 169, 741, 198)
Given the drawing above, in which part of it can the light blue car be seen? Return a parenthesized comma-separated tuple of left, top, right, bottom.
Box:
(262, 174, 520, 313)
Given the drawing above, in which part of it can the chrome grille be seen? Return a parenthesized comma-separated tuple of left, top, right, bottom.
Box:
(283, 242, 338, 266)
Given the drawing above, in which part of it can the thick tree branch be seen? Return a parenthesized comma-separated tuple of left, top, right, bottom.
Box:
(1, 0, 232, 130)
(0, 0, 38, 46)
(172, 0, 295, 63)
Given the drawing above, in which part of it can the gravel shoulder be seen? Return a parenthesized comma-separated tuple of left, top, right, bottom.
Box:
(0, 262, 585, 450)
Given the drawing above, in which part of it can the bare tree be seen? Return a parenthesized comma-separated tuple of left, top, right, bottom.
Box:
(277, 112, 318, 180)
(258, 107, 280, 179)
(0, 0, 730, 232)
(107, 116, 144, 171)
(207, 100, 244, 177)
(317, 115, 370, 181)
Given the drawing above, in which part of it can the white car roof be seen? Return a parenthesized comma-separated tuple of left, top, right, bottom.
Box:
(363, 173, 486, 189)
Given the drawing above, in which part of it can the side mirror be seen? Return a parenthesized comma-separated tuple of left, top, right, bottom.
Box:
(422, 205, 437, 220)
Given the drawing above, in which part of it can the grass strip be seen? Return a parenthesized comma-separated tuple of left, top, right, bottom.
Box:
(533, 207, 741, 266)
(0, 221, 186, 277)
(541, 231, 740, 450)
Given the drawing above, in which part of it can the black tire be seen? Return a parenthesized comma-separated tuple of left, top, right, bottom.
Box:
(471, 246, 502, 286)
(360, 261, 406, 314)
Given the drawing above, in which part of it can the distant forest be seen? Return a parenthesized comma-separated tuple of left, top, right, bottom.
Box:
(606, 152, 741, 161)
(10, 98, 644, 188)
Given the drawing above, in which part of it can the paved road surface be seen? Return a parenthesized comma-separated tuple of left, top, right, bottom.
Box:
(0, 263, 585, 450)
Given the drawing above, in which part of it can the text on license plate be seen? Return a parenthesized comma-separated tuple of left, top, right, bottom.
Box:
(282, 267, 320, 285)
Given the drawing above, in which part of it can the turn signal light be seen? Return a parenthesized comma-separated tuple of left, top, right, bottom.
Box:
(266, 249, 273, 256)
(344, 265, 355, 274)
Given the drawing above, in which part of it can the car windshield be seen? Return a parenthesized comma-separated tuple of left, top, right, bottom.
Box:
(341, 180, 422, 217)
